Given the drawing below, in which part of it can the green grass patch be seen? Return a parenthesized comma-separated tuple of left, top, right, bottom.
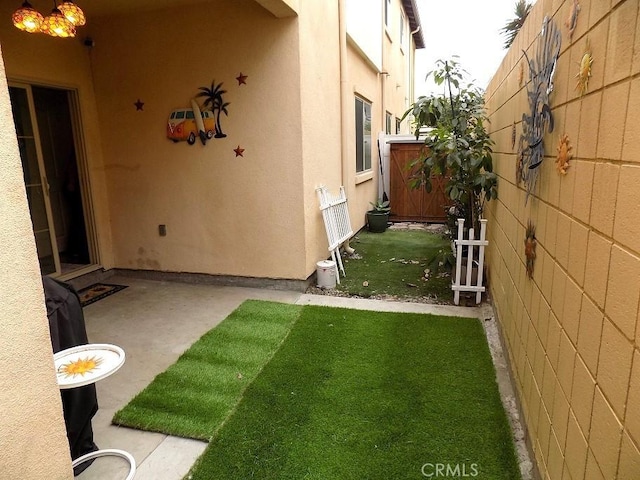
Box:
(336, 229, 452, 301)
(116, 300, 520, 479)
(112, 300, 303, 440)
(188, 305, 520, 479)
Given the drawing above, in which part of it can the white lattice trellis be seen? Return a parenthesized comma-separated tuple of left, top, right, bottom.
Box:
(316, 185, 353, 284)
(452, 218, 488, 305)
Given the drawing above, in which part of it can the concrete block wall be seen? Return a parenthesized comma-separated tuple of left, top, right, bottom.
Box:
(484, 0, 640, 478)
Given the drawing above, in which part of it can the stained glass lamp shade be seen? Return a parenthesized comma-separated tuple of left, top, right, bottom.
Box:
(40, 7, 76, 37)
(57, 1, 85, 26)
(12, 1, 43, 33)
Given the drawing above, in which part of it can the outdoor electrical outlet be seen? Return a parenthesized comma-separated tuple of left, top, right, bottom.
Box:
(159, 224, 167, 236)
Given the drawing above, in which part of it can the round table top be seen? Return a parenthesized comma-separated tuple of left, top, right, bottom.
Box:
(54, 343, 125, 389)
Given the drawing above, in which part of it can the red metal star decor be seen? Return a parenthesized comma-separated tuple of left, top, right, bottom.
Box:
(236, 72, 248, 85)
(134, 99, 144, 111)
(234, 146, 245, 157)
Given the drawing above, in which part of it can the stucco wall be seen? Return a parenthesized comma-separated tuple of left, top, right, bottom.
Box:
(484, 0, 640, 478)
(89, 0, 308, 279)
(0, 49, 72, 479)
(346, 41, 382, 225)
(383, 0, 414, 135)
(297, 1, 343, 273)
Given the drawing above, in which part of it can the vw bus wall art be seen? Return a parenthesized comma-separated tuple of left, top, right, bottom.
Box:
(167, 81, 229, 146)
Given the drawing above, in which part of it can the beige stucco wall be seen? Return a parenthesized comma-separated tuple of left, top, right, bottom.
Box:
(0, 49, 72, 479)
(383, 0, 414, 134)
(484, 0, 640, 478)
(343, 0, 418, 226)
(88, 0, 308, 279)
(346, 41, 382, 224)
(297, 1, 343, 273)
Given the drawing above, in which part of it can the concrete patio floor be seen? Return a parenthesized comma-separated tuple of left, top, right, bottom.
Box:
(74, 275, 525, 479)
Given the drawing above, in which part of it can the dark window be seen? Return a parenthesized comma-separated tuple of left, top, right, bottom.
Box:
(355, 97, 372, 173)
(385, 0, 391, 28)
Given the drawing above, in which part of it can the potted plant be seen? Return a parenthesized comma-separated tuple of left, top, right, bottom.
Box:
(366, 199, 391, 233)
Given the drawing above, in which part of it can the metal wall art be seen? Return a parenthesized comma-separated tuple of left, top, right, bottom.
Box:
(575, 42, 593, 96)
(556, 133, 572, 175)
(518, 61, 525, 87)
(525, 220, 537, 279)
(166, 80, 229, 146)
(566, 0, 580, 39)
(517, 16, 562, 202)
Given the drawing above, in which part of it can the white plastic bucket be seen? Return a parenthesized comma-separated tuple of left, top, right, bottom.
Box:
(316, 260, 337, 288)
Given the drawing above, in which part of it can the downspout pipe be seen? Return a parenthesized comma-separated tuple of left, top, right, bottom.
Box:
(338, 0, 354, 255)
(338, 0, 349, 189)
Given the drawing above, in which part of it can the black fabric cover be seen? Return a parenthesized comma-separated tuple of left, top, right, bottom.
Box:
(43, 276, 99, 475)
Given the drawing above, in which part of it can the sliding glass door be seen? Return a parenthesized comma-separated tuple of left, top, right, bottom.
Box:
(9, 83, 93, 277)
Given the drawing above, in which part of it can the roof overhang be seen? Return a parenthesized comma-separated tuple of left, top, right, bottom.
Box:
(401, 0, 425, 49)
(79, 0, 297, 18)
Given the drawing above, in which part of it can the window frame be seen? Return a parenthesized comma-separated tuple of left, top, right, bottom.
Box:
(355, 96, 372, 174)
(384, 0, 391, 29)
(399, 10, 405, 50)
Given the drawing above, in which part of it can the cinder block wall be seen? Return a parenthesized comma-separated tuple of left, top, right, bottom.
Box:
(484, 0, 640, 478)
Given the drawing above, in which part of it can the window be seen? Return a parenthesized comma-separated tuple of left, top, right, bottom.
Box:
(400, 11, 405, 46)
(355, 97, 372, 173)
(384, 0, 391, 28)
(386, 111, 392, 135)
(396, 117, 401, 134)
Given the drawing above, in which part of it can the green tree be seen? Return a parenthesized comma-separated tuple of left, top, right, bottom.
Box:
(501, 0, 532, 49)
(402, 58, 497, 233)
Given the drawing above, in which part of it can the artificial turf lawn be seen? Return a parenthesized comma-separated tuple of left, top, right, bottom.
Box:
(115, 300, 521, 480)
(112, 300, 303, 439)
(336, 229, 452, 301)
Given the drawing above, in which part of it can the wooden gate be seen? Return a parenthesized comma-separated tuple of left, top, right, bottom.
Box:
(388, 142, 450, 222)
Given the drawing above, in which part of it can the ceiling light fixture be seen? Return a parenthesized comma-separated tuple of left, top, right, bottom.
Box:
(40, 5, 76, 37)
(57, 0, 85, 26)
(12, 0, 86, 37)
(12, 1, 44, 33)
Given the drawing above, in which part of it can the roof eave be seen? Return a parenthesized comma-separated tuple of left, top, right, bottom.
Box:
(401, 0, 425, 49)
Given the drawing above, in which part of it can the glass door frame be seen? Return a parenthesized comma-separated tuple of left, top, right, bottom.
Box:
(9, 80, 99, 279)
(11, 81, 61, 275)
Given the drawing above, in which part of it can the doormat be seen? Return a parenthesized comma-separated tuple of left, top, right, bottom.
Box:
(78, 283, 128, 307)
